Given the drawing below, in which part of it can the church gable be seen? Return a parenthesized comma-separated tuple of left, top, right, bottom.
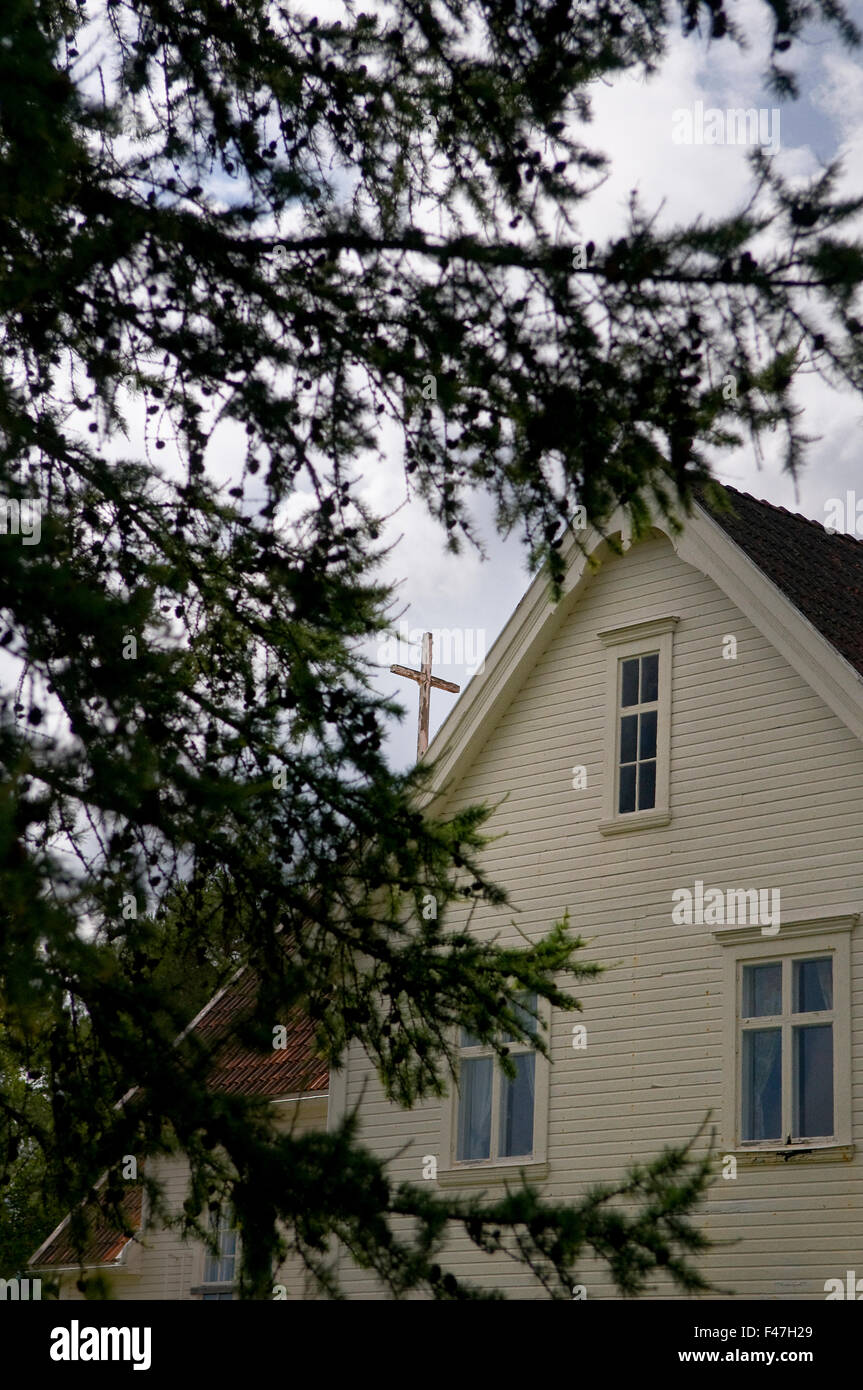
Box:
(440, 519, 863, 928)
(331, 495, 863, 1298)
(426, 487, 863, 806)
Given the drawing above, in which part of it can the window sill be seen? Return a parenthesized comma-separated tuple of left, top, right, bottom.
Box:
(190, 1284, 237, 1297)
(728, 1144, 854, 1167)
(437, 1160, 548, 1188)
(598, 809, 671, 836)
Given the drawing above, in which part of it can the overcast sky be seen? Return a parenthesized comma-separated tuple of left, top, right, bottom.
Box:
(364, 0, 863, 769)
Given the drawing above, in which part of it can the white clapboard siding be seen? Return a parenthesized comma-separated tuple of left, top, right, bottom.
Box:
(54, 1096, 328, 1300)
(336, 530, 863, 1300)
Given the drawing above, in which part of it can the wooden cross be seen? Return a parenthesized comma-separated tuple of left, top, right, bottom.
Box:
(390, 632, 461, 760)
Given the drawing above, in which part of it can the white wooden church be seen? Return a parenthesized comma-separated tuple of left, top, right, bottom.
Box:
(31, 484, 863, 1299)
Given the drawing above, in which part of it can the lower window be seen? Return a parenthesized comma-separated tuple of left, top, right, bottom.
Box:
(457, 994, 538, 1162)
(199, 1205, 238, 1298)
(740, 955, 835, 1144)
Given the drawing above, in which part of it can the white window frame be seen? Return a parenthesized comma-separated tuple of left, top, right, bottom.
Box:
(598, 616, 678, 834)
(438, 997, 550, 1186)
(714, 915, 855, 1162)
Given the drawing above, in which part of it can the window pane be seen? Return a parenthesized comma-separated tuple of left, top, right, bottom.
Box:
(637, 759, 656, 810)
(204, 1209, 236, 1284)
(203, 1249, 234, 1282)
(742, 963, 782, 1018)
(741, 1028, 782, 1141)
(502, 992, 538, 1042)
(640, 653, 659, 703)
(620, 658, 639, 707)
(618, 762, 636, 813)
(639, 710, 657, 760)
(460, 1026, 481, 1047)
(794, 958, 832, 1013)
(457, 1056, 492, 1160)
(793, 1025, 833, 1138)
(499, 1053, 535, 1157)
(519, 992, 538, 1036)
(619, 713, 638, 763)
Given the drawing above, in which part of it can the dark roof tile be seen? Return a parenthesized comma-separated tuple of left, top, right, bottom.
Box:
(699, 483, 863, 679)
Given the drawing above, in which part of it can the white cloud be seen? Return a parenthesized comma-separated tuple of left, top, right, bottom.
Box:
(360, 8, 863, 766)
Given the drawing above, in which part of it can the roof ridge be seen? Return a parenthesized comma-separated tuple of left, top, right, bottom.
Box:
(711, 482, 863, 550)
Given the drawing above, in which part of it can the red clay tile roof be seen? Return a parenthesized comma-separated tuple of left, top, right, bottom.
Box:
(699, 484, 863, 679)
(31, 970, 327, 1270)
(32, 1185, 143, 1270)
(192, 967, 329, 1099)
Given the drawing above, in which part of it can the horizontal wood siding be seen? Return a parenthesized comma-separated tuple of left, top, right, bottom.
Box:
(338, 530, 863, 1299)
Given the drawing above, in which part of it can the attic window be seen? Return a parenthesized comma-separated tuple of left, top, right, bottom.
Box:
(598, 617, 678, 834)
(617, 652, 659, 813)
